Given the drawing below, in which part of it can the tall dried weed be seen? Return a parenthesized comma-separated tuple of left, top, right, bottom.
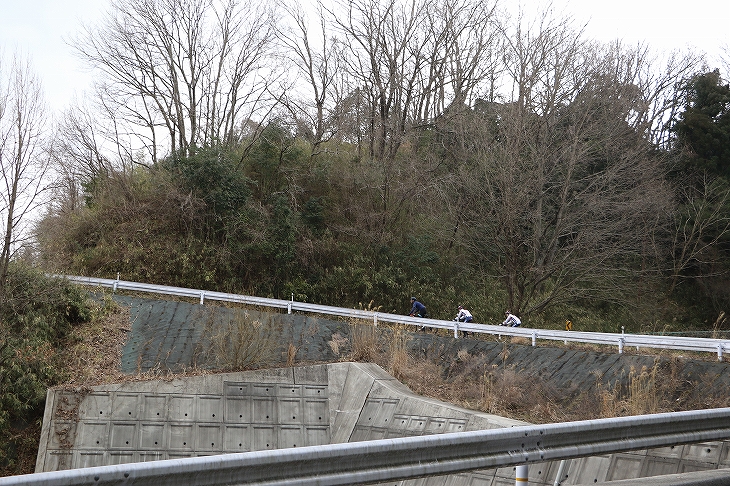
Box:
(387, 326, 411, 380)
(348, 319, 379, 362)
(204, 308, 279, 370)
(597, 364, 660, 417)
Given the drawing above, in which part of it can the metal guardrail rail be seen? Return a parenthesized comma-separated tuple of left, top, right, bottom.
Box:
(63, 275, 730, 360)
(3, 408, 730, 485)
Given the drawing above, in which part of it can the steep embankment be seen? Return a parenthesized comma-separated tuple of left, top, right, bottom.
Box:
(112, 294, 730, 423)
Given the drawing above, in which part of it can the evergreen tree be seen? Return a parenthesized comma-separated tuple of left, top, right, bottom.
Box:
(673, 70, 730, 179)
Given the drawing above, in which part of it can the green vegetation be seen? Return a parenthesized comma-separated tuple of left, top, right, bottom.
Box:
(35, 99, 730, 334)
(3, 1, 730, 477)
(34, 92, 730, 332)
(5, 0, 722, 335)
(0, 265, 94, 473)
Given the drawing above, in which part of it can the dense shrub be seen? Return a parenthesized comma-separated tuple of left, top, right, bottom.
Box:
(0, 265, 92, 471)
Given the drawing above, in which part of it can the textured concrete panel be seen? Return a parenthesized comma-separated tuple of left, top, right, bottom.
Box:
(527, 461, 559, 485)
(684, 442, 722, 463)
(77, 452, 104, 468)
(110, 423, 136, 449)
(138, 423, 164, 449)
(279, 425, 304, 448)
(303, 398, 328, 425)
(278, 398, 302, 424)
(648, 444, 685, 459)
(169, 424, 194, 450)
(109, 452, 136, 465)
(252, 397, 275, 422)
(680, 460, 717, 473)
(46, 451, 73, 471)
(197, 424, 223, 451)
(142, 395, 167, 420)
(642, 456, 681, 477)
(359, 398, 399, 428)
(75, 422, 108, 449)
(223, 424, 250, 451)
(252, 425, 276, 450)
(169, 395, 195, 421)
(197, 396, 223, 422)
(294, 364, 329, 385)
(568, 455, 612, 484)
(224, 397, 251, 422)
(305, 426, 329, 446)
(718, 442, 730, 467)
(111, 393, 139, 419)
(330, 364, 376, 443)
(606, 454, 644, 481)
(576, 469, 730, 485)
(80, 393, 112, 419)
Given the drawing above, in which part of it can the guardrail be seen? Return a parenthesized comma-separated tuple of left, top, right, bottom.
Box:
(3, 407, 730, 485)
(63, 275, 730, 361)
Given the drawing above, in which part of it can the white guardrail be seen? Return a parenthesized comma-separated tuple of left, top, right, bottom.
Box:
(63, 275, 730, 361)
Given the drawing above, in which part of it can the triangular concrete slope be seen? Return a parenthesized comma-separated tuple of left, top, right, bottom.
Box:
(35, 363, 526, 484)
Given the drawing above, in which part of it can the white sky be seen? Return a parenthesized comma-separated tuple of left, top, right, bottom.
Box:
(0, 0, 728, 113)
(0, 0, 107, 112)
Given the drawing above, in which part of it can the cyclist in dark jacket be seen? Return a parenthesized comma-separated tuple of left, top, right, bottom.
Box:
(409, 297, 427, 317)
(409, 297, 429, 331)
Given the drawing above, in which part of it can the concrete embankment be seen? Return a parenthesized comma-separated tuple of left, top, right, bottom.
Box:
(35, 294, 728, 485)
(115, 294, 730, 400)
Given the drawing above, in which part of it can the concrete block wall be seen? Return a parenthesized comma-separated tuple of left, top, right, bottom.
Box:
(35, 363, 730, 485)
(36, 366, 332, 472)
(35, 364, 524, 475)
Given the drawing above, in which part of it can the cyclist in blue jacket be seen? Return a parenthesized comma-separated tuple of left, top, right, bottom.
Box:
(409, 297, 429, 331)
(409, 297, 428, 317)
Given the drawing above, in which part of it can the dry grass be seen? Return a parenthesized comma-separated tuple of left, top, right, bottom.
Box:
(327, 332, 349, 356)
(348, 319, 380, 362)
(597, 365, 660, 417)
(202, 308, 280, 371)
(387, 326, 411, 381)
(0, 304, 719, 480)
(61, 297, 131, 386)
(60, 298, 214, 389)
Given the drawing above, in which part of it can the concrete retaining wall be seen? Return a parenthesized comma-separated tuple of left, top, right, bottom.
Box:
(34, 294, 730, 485)
(36, 362, 730, 485)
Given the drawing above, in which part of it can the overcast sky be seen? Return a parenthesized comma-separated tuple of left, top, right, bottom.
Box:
(1, 0, 728, 113)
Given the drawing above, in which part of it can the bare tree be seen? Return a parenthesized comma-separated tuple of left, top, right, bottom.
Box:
(70, 0, 278, 161)
(449, 12, 683, 316)
(312, 0, 502, 243)
(276, 1, 345, 158)
(0, 54, 51, 286)
(668, 173, 730, 295)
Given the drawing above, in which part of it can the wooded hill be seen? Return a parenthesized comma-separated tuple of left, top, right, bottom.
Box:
(15, 0, 730, 333)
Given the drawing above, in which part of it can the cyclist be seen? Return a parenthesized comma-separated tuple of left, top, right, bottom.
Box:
(502, 310, 521, 327)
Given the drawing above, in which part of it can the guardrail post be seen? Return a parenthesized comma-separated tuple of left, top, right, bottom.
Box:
(553, 459, 569, 486)
(718, 343, 723, 362)
(531, 331, 536, 346)
(516, 464, 528, 485)
(374, 312, 378, 327)
(113, 273, 119, 293)
(199, 292, 205, 305)
(618, 337, 624, 354)
(453, 321, 459, 339)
